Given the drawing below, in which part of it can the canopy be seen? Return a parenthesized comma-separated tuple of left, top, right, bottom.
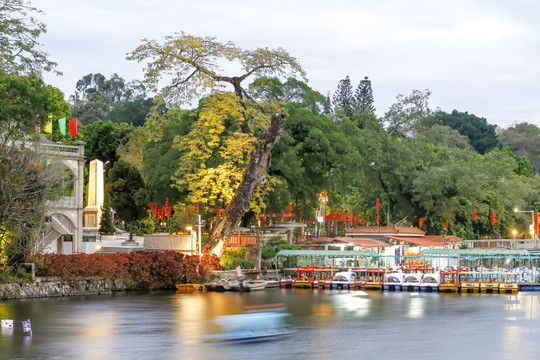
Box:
(421, 248, 530, 257)
(277, 249, 368, 257)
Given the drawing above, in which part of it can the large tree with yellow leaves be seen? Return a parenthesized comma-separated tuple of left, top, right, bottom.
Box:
(128, 32, 305, 256)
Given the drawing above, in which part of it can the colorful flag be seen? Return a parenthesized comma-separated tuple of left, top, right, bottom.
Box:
(43, 115, 52, 133)
(58, 117, 66, 136)
(35, 114, 40, 132)
(69, 118, 77, 136)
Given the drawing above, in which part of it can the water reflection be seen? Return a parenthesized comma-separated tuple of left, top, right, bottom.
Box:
(2, 290, 540, 359)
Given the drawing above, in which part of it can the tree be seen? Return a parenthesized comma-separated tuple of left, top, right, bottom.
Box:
(98, 192, 115, 234)
(70, 73, 153, 125)
(107, 159, 150, 241)
(0, 0, 58, 75)
(80, 120, 132, 165)
(332, 76, 354, 122)
(436, 110, 498, 154)
(354, 76, 375, 114)
(0, 71, 67, 267)
(128, 32, 305, 256)
(498, 122, 540, 175)
(385, 89, 433, 137)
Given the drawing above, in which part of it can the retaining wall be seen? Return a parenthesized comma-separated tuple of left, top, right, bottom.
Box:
(0, 277, 128, 300)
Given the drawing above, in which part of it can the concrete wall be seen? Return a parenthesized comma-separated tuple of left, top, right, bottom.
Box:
(0, 277, 121, 300)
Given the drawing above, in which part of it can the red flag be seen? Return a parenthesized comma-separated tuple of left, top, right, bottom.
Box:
(196, 264, 200, 276)
(69, 118, 77, 136)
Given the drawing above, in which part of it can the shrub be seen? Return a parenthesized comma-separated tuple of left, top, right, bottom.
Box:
(33, 251, 223, 290)
(220, 248, 254, 270)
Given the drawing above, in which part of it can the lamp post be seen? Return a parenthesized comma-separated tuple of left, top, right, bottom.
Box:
(319, 190, 328, 237)
(515, 208, 536, 248)
(512, 229, 517, 250)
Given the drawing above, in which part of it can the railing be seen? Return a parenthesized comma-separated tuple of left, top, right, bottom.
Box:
(48, 196, 76, 209)
(40, 143, 82, 156)
(52, 213, 74, 234)
(229, 235, 258, 246)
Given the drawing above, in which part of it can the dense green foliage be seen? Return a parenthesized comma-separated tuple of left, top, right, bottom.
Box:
(437, 110, 499, 154)
(219, 248, 254, 270)
(107, 159, 151, 239)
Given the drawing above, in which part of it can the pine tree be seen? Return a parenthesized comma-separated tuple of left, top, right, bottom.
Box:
(332, 76, 354, 122)
(99, 192, 116, 234)
(323, 91, 332, 115)
(355, 76, 375, 114)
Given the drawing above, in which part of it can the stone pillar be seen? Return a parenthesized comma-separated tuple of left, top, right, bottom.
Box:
(73, 141, 86, 254)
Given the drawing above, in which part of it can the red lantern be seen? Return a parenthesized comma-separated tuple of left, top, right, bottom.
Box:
(472, 208, 478, 221)
(216, 206, 220, 218)
(376, 198, 380, 210)
(444, 217, 449, 228)
(194, 202, 198, 214)
(288, 203, 292, 213)
(419, 217, 424, 227)
(491, 212, 497, 225)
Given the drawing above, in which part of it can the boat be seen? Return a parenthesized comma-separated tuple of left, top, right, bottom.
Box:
(206, 303, 293, 342)
(499, 272, 519, 294)
(280, 268, 298, 288)
(293, 266, 317, 289)
(402, 272, 422, 291)
(204, 282, 217, 291)
(460, 271, 480, 293)
(214, 280, 233, 292)
(312, 266, 336, 289)
(479, 271, 501, 293)
(383, 270, 404, 291)
(231, 280, 268, 292)
(176, 283, 207, 292)
(331, 270, 357, 290)
(363, 268, 386, 290)
(420, 272, 440, 291)
(439, 269, 461, 293)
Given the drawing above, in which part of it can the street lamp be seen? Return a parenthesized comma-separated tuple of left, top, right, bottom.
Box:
(515, 208, 536, 248)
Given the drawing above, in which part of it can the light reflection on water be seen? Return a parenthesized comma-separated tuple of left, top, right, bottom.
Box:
(1, 290, 540, 359)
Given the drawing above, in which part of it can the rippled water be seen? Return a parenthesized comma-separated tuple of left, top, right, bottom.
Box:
(1, 289, 539, 360)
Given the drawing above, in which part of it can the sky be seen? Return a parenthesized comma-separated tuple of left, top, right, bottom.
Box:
(32, 0, 540, 129)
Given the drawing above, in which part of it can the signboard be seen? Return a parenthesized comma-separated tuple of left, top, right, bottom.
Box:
(307, 246, 316, 250)
(195, 219, 206, 226)
(235, 265, 243, 280)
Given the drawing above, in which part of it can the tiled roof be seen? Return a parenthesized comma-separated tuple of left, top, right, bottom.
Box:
(346, 226, 425, 236)
(297, 237, 335, 244)
(385, 236, 445, 247)
(423, 235, 463, 243)
(333, 237, 391, 248)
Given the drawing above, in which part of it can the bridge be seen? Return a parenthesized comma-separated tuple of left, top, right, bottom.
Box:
(41, 141, 86, 254)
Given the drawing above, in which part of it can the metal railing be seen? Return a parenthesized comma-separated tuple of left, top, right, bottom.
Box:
(40, 143, 82, 156)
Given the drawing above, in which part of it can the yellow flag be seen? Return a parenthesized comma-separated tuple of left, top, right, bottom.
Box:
(43, 115, 53, 133)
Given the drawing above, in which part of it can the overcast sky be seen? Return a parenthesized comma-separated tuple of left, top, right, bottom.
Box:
(33, 0, 540, 128)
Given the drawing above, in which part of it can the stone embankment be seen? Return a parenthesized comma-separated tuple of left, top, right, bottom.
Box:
(0, 277, 128, 300)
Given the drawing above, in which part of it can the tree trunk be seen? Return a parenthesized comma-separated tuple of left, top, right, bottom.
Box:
(207, 113, 287, 257)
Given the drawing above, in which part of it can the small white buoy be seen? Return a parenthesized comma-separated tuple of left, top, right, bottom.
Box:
(1, 320, 14, 328)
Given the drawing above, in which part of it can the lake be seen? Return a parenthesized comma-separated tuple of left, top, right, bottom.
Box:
(1, 289, 539, 359)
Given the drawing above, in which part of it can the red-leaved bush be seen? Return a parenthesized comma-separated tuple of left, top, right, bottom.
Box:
(34, 251, 223, 290)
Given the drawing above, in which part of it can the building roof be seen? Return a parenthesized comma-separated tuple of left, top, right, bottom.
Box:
(299, 237, 390, 248)
(385, 236, 445, 247)
(423, 235, 463, 243)
(333, 237, 391, 248)
(346, 226, 425, 236)
(277, 249, 368, 257)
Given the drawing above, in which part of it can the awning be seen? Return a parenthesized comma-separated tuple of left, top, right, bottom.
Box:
(385, 236, 445, 247)
(277, 250, 368, 257)
(422, 248, 530, 256)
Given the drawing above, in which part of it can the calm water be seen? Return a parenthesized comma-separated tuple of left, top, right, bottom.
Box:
(1, 289, 540, 360)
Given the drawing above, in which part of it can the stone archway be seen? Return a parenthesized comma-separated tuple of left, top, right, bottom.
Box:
(41, 140, 85, 254)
